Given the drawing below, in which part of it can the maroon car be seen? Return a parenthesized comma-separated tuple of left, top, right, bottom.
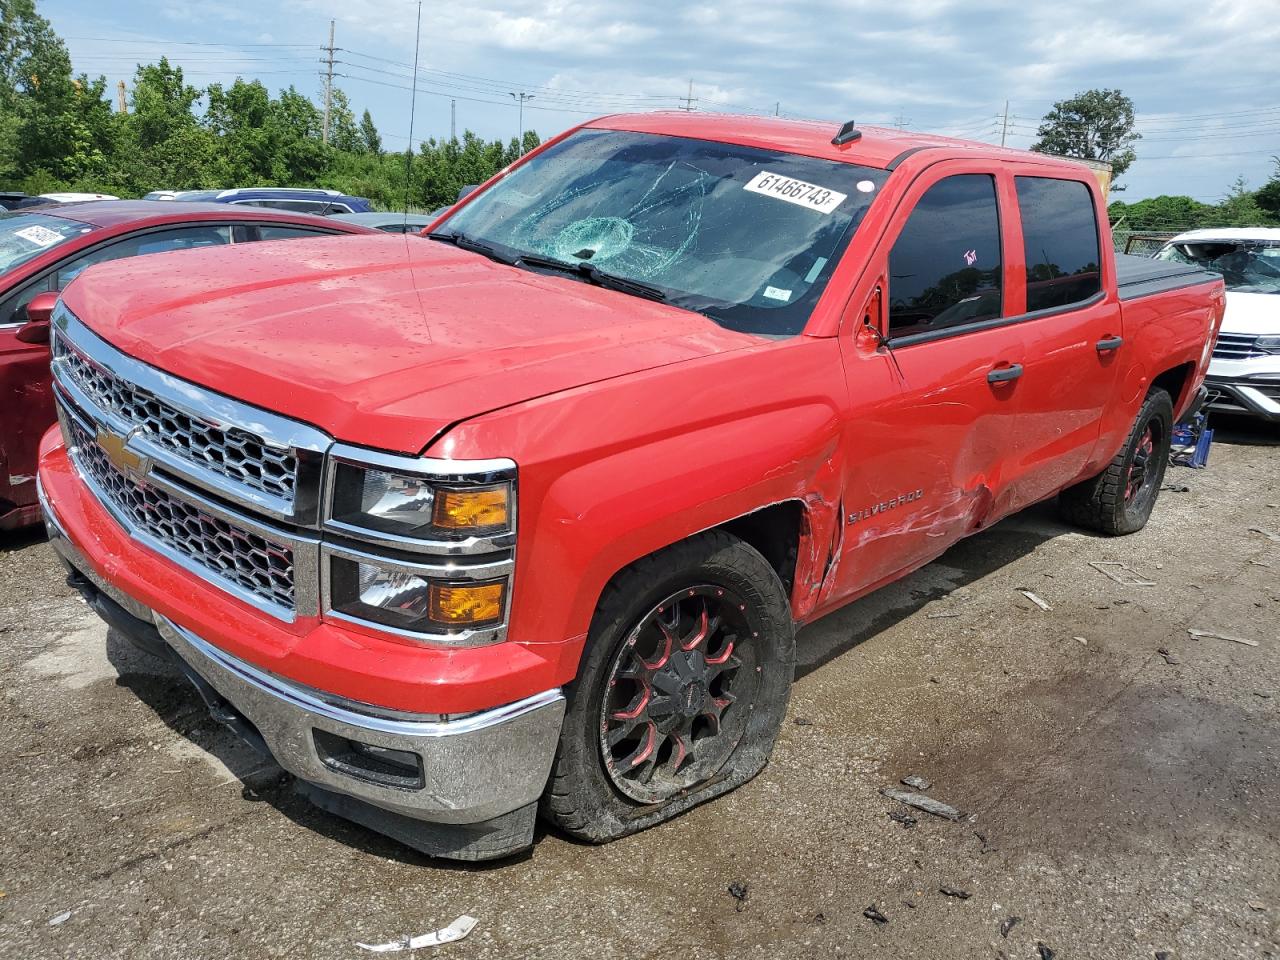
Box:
(0, 201, 375, 530)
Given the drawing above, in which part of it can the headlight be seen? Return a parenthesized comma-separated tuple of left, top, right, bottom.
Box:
(327, 456, 513, 543)
(1257, 336, 1280, 355)
(328, 552, 507, 634)
(322, 445, 517, 645)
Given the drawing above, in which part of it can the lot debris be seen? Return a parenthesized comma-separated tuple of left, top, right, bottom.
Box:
(1155, 952, 1172, 960)
(938, 886, 971, 900)
(793, 716, 813, 726)
(1074, 636, 1089, 647)
(1247, 526, 1280, 543)
(887, 810, 918, 829)
(1088, 560, 1157, 586)
(975, 831, 996, 854)
(1161, 483, 1191, 493)
(727, 882, 750, 912)
(47, 910, 72, 927)
(999, 916, 1021, 938)
(863, 904, 889, 925)
(1019, 590, 1052, 611)
(1037, 944, 1055, 960)
(1187, 628, 1260, 648)
(901, 775, 932, 790)
(356, 916, 477, 952)
(881, 787, 964, 821)
(1248, 900, 1266, 912)
(1157, 647, 1181, 665)
(926, 610, 961, 619)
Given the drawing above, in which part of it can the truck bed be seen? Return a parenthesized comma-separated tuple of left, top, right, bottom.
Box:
(1114, 252, 1219, 301)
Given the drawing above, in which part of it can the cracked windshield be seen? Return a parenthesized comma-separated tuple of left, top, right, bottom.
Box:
(1156, 238, 1280, 294)
(441, 129, 889, 335)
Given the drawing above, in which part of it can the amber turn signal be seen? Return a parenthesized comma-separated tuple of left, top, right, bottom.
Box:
(432, 485, 510, 532)
(427, 581, 506, 626)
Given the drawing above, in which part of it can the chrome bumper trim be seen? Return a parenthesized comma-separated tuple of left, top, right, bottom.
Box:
(44, 490, 564, 825)
(156, 615, 564, 824)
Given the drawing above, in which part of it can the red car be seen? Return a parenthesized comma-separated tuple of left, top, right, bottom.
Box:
(40, 115, 1224, 860)
(0, 201, 373, 529)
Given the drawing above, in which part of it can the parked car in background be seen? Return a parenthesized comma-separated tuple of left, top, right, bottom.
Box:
(157, 187, 372, 215)
(39, 192, 119, 203)
(39, 114, 1222, 861)
(0, 201, 375, 530)
(1155, 228, 1280, 421)
(332, 211, 437, 234)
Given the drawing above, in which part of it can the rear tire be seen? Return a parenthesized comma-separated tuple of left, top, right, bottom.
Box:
(541, 530, 794, 843)
(1059, 387, 1173, 536)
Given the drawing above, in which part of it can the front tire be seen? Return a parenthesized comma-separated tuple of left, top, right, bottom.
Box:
(1059, 387, 1173, 535)
(541, 530, 794, 843)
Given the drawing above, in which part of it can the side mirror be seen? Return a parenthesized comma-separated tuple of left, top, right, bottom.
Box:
(456, 184, 479, 202)
(15, 290, 58, 345)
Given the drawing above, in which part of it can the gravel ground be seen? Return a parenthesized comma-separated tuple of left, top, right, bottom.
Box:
(1, 416, 1278, 960)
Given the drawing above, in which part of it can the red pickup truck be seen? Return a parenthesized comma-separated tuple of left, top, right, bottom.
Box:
(38, 114, 1223, 861)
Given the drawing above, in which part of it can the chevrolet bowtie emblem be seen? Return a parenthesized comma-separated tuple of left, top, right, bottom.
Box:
(96, 425, 147, 477)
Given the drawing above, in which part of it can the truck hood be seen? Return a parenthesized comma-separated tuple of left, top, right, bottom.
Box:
(62, 235, 760, 453)
(1221, 291, 1280, 336)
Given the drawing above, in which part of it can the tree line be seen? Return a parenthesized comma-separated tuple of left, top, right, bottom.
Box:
(0, 0, 538, 210)
(3, 1, 1278, 230)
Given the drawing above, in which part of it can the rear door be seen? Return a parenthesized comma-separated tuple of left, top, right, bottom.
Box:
(1002, 174, 1122, 508)
(831, 164, 1026, 600)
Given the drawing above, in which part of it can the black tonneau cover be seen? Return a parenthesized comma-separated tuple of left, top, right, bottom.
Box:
(1115, 252, 1219, 301)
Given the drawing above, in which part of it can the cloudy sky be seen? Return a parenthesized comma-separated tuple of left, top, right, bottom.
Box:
(44, 0, 1280, 201)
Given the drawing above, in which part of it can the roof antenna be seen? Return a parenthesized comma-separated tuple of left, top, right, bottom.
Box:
(832, 120, 862, 146)
(403, 1, 422, 228)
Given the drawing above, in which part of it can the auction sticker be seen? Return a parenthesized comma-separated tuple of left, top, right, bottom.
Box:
(743, 171, 847, 214)
(14, 225, 64, 248)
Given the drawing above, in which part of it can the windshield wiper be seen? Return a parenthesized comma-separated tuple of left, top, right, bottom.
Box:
(515, 253, 668, 303)
(426, 231, 519, 266)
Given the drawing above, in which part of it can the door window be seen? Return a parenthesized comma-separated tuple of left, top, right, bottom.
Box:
(254, 225, 336, 241)
(888, 174, 1003, 339)
(1016, 177, 1102, 312)
(54, 225, 232, 287)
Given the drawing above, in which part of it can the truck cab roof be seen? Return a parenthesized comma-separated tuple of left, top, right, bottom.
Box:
(585, 111, 1087, 174)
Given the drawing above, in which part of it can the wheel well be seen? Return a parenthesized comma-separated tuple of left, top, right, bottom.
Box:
(1151, 363, 1194, 412)
(718, 501, 803, 594)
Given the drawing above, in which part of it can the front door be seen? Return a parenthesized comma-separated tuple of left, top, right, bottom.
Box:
(830, 166, 1025, 603)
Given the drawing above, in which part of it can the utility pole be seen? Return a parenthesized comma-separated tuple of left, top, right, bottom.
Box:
(450, 99, 456, 141)
(322, 20, 336, 146)
(1000, 99, 1010, 147)
(116, 80, 127, 114)
(510, 92, 534, 153)
(893, 111, 910, 130)
(774, 101, 780, 117)
(680, 80, 696, 111)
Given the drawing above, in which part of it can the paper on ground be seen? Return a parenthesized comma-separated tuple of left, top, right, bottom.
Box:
(357, 915, 478, 952)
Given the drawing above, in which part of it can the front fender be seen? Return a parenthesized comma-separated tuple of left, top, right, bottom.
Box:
(428, 336, 850, 666)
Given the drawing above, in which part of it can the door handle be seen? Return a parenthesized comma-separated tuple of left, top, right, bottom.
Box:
(1095, 335, 1124, 352)
(987, 363, 1023, 384)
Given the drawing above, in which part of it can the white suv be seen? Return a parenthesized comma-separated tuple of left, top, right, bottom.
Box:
(1156, 228, 1280, 422)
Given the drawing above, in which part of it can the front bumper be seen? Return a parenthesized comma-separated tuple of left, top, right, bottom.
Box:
(40, 477, 566, 859)
(1203, 374, 1280, 421)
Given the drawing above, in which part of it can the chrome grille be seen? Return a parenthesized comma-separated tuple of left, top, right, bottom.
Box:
(1212, 333, 1264, 361)
(54, 336, 298, 501)
(64, 412, 296, 611)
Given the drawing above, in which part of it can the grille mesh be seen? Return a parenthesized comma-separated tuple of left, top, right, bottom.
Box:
(1213, 333, 1264, 361)
(65, 413, 295, 611)
(55, 336, 298, 501)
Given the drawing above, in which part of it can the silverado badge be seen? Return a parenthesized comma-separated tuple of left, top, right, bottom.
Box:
(848, 488, 924, 525)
